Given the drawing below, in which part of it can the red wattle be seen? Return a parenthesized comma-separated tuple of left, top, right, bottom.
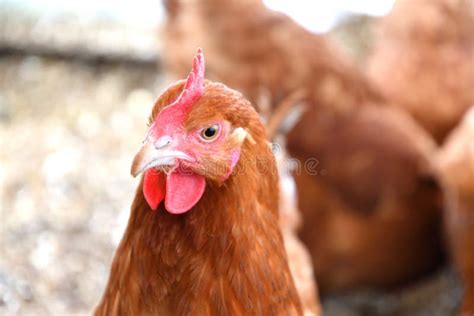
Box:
(143, 170, 166, 210)
(165, 168, 206, 214)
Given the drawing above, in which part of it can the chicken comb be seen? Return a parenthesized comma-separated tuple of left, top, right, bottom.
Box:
(169, 48, 205, 113)
(147, 48, 205, 137)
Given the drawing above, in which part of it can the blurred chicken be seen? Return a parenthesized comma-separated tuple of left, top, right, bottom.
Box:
(161, 0, 382, 113)
(162, 0, 446, 292)
(436, 107, 474, 315)
(367, 0, 474, 143)
(95, 50, 304, 315)
(293, 105, 444, 291)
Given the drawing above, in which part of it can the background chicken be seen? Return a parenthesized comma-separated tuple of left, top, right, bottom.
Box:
(162, 0, 446, 293)
(293, 105, 445, 292)
(95, 50, 304, 315)
(161, 0, 382, 113)
(436, 107, 474, 315)
(367, 0, 474, 143)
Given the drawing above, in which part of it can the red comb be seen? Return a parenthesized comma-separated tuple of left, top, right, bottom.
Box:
(170, 48, 205, 111)
(148, 49, 205, 135)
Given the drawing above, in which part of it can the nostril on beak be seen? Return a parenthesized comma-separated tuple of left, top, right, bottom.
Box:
(154, 136, 172, 149)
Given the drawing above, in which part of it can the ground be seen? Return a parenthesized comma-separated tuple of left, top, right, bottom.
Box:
(0, 55, 163, 315)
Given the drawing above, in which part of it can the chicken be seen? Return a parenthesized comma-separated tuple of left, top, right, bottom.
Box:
(293, 105, 444, 292)
(367, 0, 474, 143)
(162, 0, 445, 292)
(161, 0, 382, 112)
(94, 50, 303, 315)
(436, 107, 474, 315)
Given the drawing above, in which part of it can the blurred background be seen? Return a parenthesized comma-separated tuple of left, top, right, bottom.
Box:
(0, 0, 471, 315)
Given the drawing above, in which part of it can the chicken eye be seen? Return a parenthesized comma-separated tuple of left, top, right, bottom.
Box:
(200, 125, 219, 141)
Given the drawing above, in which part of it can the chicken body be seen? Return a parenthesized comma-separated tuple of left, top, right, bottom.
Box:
(162, 0, 445, 292)
(95, 58, 302, 314)
(367, 0, 474, 143)
(292, 105, 444, 291)
(437, 108, 474, 314)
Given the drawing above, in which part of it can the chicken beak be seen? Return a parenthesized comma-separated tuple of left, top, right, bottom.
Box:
(130, 141, 192, 177)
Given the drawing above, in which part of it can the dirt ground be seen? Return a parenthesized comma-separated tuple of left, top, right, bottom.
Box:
(0, 55, 463, 316)
(0, 54, 165, 315)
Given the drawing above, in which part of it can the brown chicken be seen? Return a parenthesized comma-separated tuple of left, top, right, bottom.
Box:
(367, 0, 474, 143)
(161, 0, 381, 112)
(162, 0, 445, 292)
(293, 105, 444, 292)
(94, 50, 303, 315)
(436, 107, 474, 315)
